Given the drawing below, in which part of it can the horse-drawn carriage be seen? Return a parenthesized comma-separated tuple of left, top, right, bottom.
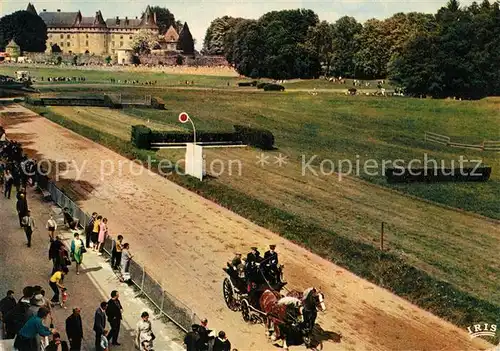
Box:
(223, 261, 326, 350)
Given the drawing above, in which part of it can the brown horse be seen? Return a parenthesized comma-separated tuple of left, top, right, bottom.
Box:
(260, 290, 302, 350)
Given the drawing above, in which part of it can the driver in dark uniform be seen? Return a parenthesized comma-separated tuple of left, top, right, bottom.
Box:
(264, 244, 281, 284)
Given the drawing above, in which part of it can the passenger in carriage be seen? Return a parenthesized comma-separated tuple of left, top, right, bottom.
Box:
(229, 253, 242, 269)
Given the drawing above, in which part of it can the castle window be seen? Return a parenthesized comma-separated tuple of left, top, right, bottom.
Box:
(129, 36, 132, 40)
(86, 34, 89, 38)
(120, 41, 123, 47)
(112, 41, 115, 47)
(67, 42, 71, 47)
(60, 42, 64, 47)
(67, 34, 70, 39)
(120, 35, 123, 39)
(86, 41, 89, 46)
(60, 34, 63, 39)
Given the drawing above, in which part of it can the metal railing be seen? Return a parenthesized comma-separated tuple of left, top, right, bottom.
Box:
(42, 179, 198, 333)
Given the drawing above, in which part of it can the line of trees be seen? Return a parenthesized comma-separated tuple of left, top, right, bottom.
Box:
(203, 0, 500, 99)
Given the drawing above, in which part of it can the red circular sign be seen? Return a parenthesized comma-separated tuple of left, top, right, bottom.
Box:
(179, 112, 189, 123)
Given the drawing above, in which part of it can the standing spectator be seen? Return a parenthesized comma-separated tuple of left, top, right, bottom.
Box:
(85, 212, 97, 248)
(45, 332, 69, 351)
(70, 233, 86, 275)
(135, 311, 155, 350)
(65, 308, 83, 351)
(49, 236, 64, 273)
(49, 236, 69, 274)
(198, 318, 213, 351)
(0, 290, 16, 321)
(101, 329, 110, 351)
(4, 286, 33, 339)
(93, 302, 107, 351)
(97, 218, 108, 255)
(27, 293, 45, 318)
(111, 235, 123, 270)
(13, 307, 56, 350)
(0, 290, 16, 337)
(49, 266, 68, 305)
(120, 243, 132, 283)
(184, 324, 200, 351)
(17, 193, 28, 228)
(91, 216, 102, 251)
(21, 210, 35, 247)
(213, 331, 231, 351)
(47, 215, 57, 241)
(106, 290, 123, 346)
(4, 169, 13, 199)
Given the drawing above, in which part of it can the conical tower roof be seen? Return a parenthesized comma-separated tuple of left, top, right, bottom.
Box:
(26, 3, 37, 15)
(139, 5, 158, 29)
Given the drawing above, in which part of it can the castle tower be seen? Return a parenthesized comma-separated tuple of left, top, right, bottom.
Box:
(139, 5, 158, 29)
(26, 3, 37, 15)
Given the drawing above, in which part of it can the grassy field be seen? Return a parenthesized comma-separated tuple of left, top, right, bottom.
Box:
(0, 64, 392, 91)
(3, 66, 499, 333)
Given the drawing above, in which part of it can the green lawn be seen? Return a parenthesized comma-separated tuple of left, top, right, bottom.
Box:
(121, 88, 500, 219)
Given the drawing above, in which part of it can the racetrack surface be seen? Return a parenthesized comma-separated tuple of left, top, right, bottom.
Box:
(0, 104, 494, 351)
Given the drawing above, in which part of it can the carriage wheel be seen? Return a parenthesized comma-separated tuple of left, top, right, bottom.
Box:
(223, 278, 239, 311)
(241, 299, 251, 322)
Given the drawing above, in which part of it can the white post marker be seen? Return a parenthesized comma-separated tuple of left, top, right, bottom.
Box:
(179, 112, 203, 180)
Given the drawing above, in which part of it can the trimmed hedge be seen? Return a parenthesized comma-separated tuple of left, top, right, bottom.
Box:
(238, 80, 258, 87)
(263, 84, 285, 91)
(131, 125, 152, 149)
(149, 131, 240, 143)
(234, 125, 275, 150)
(131, 124, 275, 150)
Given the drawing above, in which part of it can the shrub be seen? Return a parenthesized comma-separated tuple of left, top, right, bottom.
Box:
(263, 84, 285, 91)
(234, 125, 275, 150)
(237, 82, 254, 87)
(176, 55, 184, 65)
(149, 131, 239, 143)
(256, 82, 268, 89)
(131, 125, 152, 149)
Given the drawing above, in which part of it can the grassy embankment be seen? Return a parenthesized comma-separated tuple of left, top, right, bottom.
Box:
(21, 88, 500, 343)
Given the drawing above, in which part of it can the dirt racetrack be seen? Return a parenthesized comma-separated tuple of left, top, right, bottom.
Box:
(0, 104, 494, 351)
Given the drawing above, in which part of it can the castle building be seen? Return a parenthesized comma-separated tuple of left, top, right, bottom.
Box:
(26, 3, 181, 55)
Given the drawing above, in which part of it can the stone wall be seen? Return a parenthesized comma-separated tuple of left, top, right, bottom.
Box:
(136, 54, 228, 67)
(24, 52, 112, 65)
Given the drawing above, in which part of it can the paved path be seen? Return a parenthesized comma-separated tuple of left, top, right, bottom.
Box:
(0, 187, 184, 351)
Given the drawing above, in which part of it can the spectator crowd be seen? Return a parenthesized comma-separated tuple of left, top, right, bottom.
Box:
(1, 130, 236, 351)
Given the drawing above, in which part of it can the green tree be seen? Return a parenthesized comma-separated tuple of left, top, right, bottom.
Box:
(305, 21, 335, 75)
(353, 19, 390, 78)
(330, 16, 362, 77)
(203, 16, 245, 55)
(131, 29, 160, 54)
(0, 10, 47, 52)
(177, 22, 195, 55)
(149, 6, 177, 35)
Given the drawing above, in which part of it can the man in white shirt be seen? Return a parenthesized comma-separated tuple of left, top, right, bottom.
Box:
(22, 210, 36, 248)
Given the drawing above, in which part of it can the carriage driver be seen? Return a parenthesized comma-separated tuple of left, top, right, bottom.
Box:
(264, 244, 284, 284)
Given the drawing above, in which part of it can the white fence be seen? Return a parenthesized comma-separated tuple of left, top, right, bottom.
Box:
(425, 132, 500, 151)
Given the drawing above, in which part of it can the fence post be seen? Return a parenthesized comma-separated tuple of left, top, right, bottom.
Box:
(380, 222, 384, 251)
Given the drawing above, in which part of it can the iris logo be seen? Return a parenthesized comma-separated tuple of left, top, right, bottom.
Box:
(467, 323, 497, 338)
